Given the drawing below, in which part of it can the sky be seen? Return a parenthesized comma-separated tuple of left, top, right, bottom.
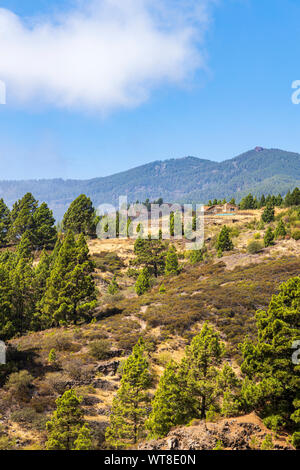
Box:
(0, 0, 300, 180)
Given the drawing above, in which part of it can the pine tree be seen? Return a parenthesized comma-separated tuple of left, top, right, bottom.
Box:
(180, 323, 225, 419)
(135, 268, 150, 296)
(264, 227, 274, 247)
(132, 238, 167, 278)
(146, 361, 194, 438)
(276, 194, 283, 207)
(240, 194, 255, 210)
(0, 264, 14, 339)
(63, 194, 98, 237)
(274, 220, 286, 239)
(260, 194, 266, 208)
(261, 204, 275, 223)
(170, 212, 174, 237)
(217, 363, 241, 417)
(74, 424, 93, 450)
(189, 249, 203, 265)
(41, 231, 97, 326)
(165, 245, 179, 275)
(216, 226, 234, 252)
(0, 199, 10, 247)
(48, 348, 57, 365)
(33, 202, 57, 249)
(108, 275, 119, 295)
(34, 250, 52, 302)
(9, 193, 38, 243)
(105, 338, 151, 448)
(10, 257, 35, 335)
(46, 389, 86, 450)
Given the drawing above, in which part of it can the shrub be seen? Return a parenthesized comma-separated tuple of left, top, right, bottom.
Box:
(263, 415, 285, 433)
(159, 284, 166, 294)
(45, 332, 79, 352)
(260, 434, 274, 450)
(11, 407, 48, 431)
(261, 205, 275, 223)
(254, 233, 261, 239)
(292, 229, 300, 241)
(0, 435, 15, 450)
(88, 339, 111, 360)
(5, 370, 33, 402)
(247, 240, 263, 254)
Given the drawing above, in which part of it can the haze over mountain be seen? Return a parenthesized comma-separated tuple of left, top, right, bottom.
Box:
(1, 147, 300, 220)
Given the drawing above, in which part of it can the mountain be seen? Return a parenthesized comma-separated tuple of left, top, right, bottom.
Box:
(1, 147, 300, 220)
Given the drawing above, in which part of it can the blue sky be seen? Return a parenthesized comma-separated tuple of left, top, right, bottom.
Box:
(0, 0, 300, 180)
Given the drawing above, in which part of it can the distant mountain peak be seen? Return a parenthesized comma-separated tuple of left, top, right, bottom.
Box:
(254, 146, 264, 152)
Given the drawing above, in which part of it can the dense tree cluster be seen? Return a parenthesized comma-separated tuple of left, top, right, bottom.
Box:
(0, 230, 96, 339)
(238, 187, 300, 210)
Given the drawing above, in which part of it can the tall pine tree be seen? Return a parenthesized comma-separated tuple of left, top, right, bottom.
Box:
(41, 231, 97, 326)
(105, 338, 151, 448)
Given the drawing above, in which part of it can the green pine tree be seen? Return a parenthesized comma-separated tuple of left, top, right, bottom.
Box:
(74, 424, 93, 450)
(240, 277, 300, 432)
(180, 323, 225, 419)
(135, 268, 150, 296)
(63, 194, 98, 237)
(264, 227, 275, 247)
(274, 220, 286, 239)
(261, 204, 275, 223)
(41, 231, 97, 326)
(10, 257, 35, 335)
(46, 389, 86, 450)
(9, 193, 38, 243)
(33, 202, 57, 249)
(189, 249, 203, 265)
(132, 238, 167, 278)
(165, 245, 179, 275)
(108, 275, 119, 295)
(105, 338, 151, 448)
(170, 212, 175, 237)
(0, 199, 10, 247)
(0, 264, 14, 339)
(146, 360, 193, 438)
(216, 226, 234, 252)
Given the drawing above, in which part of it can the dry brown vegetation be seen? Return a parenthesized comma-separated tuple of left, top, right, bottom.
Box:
(0, 208, 299, 449)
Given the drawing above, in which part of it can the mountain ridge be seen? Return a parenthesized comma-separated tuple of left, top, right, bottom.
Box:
(1, 147, 300, 219)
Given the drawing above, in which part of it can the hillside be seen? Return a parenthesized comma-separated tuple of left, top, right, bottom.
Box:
(1, 147, 300, 219)
(0, 205, 299, 450)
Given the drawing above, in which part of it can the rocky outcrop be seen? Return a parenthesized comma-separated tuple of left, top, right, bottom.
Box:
(139, 414, 293, 451)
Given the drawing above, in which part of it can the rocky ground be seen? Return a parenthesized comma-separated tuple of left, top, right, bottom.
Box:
(139, 413, 293, 450)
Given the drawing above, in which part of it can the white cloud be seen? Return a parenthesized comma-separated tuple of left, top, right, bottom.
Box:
(0, 0, 213, 112)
